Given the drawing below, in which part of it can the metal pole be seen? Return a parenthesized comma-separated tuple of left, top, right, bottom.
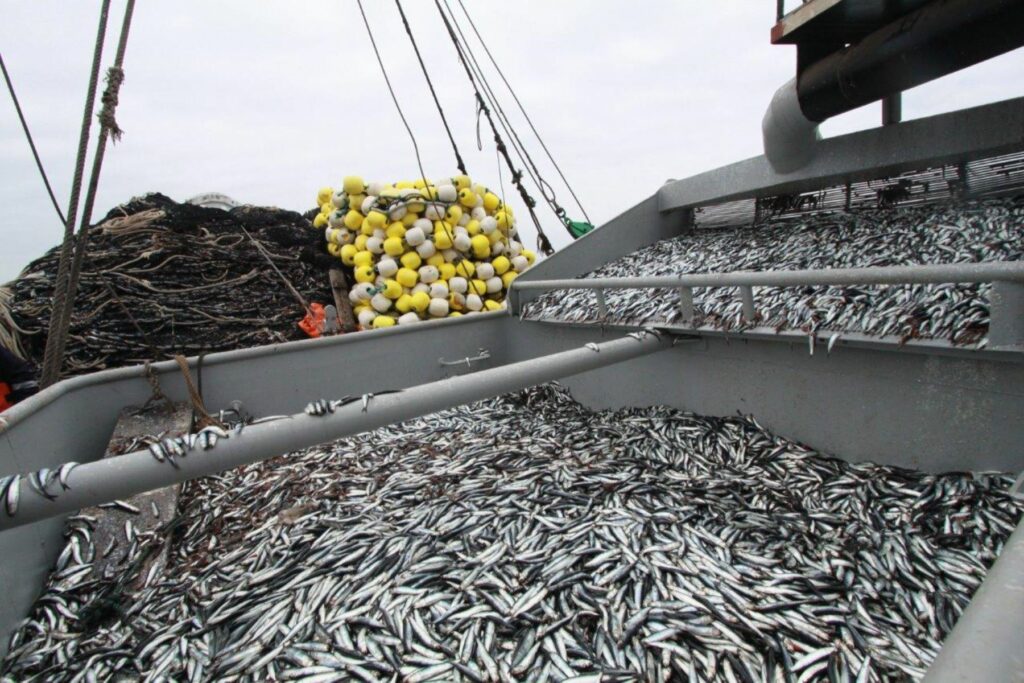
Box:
(882, 93, 902, 126)
(513, 262, 1024, 292)
(798, 0, 1024, 123)
(740, 286, 756, 321)
(0, 333, 668, 531)
(678, 287, 694, 324)
(595, 289, 608, 318)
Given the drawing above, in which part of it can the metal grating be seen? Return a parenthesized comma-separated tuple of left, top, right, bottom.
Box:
(693, 150, 1024, 230)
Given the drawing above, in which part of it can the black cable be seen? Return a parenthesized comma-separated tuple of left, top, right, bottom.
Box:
(357, 0, 511, 335)
(439, 0, 555, 207)
(393, 0, 468, 177)
(453, 0, 591, 225)
(0, 51, 68, 227)
(355, 0, 429, 187)
(432, 0, 554, 255)
(438, 0, 570, 240)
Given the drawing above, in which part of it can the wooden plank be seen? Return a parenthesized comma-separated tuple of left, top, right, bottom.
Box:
(83, 402, 191, 584)
(329, 268, 358, 333)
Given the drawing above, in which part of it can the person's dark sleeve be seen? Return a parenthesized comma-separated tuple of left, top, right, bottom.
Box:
(0, 347, 39, 403)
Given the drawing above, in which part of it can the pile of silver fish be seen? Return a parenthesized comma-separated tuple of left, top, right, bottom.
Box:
(523, 197, 1024, 344)
(3, 385, 1021, 682)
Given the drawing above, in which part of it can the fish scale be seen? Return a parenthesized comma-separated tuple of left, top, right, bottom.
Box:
(2, 384, 1021, 682)
(523, 196, 1024, 345)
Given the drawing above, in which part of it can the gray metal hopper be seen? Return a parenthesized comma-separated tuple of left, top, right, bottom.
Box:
(2, 93, 1023, 683)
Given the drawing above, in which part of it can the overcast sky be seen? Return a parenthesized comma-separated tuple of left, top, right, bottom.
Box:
(1, 1, 1021, 282)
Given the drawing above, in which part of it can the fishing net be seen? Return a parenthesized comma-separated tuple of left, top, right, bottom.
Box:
(3, 194, 332, 378)
(314, 174, 538, 328)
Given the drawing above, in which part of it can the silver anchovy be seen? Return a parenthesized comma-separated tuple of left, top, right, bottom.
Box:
(522, 196, 1023, 348)
(3, 383, 1021, 682)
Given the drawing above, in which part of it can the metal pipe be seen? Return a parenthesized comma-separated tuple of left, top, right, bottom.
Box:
(763, 0, 1024, 171)
(923, 515, 1024, 682)
(513, 261, 1024, 292)
(595, 289, 608, 317)
(0, 333, 668, 531)
(739, 286, 756, 321)
(762, 76, 821, 173)
(678, 287, 694, 324)
(798, 0, 1024, 124)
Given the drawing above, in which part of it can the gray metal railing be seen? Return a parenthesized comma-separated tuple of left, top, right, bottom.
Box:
(512, 261, 1024, 346)
(0, 333, 668, 531)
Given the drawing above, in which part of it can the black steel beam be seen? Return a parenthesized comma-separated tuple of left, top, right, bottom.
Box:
(798, 0, 1024, 123)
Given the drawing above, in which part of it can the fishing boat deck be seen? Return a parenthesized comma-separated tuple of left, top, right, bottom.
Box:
(521, 195, 1024, 347)
(3, 385, 1020, 680)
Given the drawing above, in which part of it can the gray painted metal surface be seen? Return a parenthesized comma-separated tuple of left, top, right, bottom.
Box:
(0, 311, 511, 652)
(513, 261, 1024, 349)
(1, 294, 1022, 669)
(990, 281, 1024, 348)
(0, 332, 667, 531)
(511, 196, 692, 310)
(502, 321, 1024, 474)
(513, 261, 1024, 290)
(659, 96, 1024, 212)
(1, 82, 1022, 676)
(923, 517, 1024, 683)
(762, 76, 820, 172)
(771, 0, 933, 45)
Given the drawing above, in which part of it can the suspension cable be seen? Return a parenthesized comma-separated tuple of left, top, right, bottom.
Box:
(439, 2, 549, 201)
(453, 0, 591, 225)
(354, 0, 429, 187)
(393, 0, 468, 177)
(437, 0, 573, 241)
(44, 0, 136, 386)
(0, 52, 68, 227)
(432, 0, 554, 255)
(40, 0, 113, 386)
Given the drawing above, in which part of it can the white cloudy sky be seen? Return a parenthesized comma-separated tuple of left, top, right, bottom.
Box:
(1, 1, 1021, 282)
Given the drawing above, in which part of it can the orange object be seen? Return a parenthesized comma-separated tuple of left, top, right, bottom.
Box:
(0, 382, 11, 412)
(298, 303, 327, 338)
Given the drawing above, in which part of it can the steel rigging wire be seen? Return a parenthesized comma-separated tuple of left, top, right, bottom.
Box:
(434, 0, 585, 244)
(393, 0, 468, 177)
(430, 0, 555, 254)
(0, 52, 68, 228)
(452, 0, 592, 226)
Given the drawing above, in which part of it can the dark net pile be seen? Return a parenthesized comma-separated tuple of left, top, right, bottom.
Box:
(4, 194, 331, 377)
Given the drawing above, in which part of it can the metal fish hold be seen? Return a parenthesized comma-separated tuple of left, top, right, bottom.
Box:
(3, 384, 1021, 681)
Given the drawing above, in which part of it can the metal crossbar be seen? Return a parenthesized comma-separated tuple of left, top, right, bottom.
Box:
(511, 262, 1024, 345)
(513, 262, 1024, 292)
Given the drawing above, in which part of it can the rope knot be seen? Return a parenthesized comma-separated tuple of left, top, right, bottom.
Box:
(98, 66, 125, 142)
